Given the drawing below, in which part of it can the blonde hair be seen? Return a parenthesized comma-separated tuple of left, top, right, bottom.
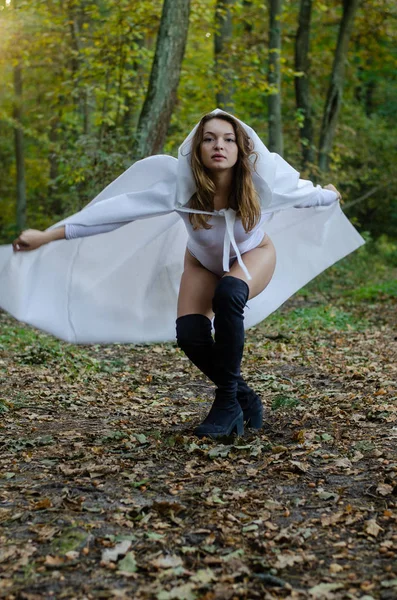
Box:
(188, 113, 261, 232)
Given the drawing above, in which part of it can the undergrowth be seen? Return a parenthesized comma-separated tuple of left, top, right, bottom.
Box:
(262, 234, 396, 335)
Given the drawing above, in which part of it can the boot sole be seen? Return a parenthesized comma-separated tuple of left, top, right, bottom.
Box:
(194, 413, 244, 439)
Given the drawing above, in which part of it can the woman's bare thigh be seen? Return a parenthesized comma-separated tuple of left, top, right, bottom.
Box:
(228, 234, 276, 300)
(177, 249, 220, 319)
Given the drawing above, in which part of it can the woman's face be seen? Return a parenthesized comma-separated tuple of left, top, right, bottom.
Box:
(200, 118, 239, 172)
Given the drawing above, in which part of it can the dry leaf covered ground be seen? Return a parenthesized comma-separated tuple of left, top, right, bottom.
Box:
(0, 243, 396, 600)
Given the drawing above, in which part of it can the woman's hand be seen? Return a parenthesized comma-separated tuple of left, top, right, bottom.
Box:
(13, 227, 66, 252)
(13, 229, 49, 252)
(324, 183, 342, 201)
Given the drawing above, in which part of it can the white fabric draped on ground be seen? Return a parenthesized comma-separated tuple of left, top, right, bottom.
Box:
(0, 110, 365, 343)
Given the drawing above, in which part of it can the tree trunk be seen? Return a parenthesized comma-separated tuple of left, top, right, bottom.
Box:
(68, 2, 90, 135)
(268, 0, 283, 155)
(14, 61, 26, 231)
(123, 38, 145, 138)
(318, 0, 360, 171)
(294, 0, 314, 168)
(134, 0, 191, 159)
(48, 116, 62, 215)
(214, 0, 235, 112)
(355, 61, 376, 117)
(242, 0, 253, 34)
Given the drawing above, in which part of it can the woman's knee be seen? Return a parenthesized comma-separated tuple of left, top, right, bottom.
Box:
(175, 313, 212, 349)
(212, 276, 249, 313)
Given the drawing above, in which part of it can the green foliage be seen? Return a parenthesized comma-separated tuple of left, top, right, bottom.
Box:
(0, 0, 396, 240)
(294, 234, 397, 305)
(262, 235, 396, 336)
(271, 395, 300, 410)
(0, 315, 135, 381)
(50, 529, 89, 555)
(0, 0, 162, 240)
(7, 435, 54, 453)
(375, 236, 397, 267)
(267, 305, 367, 333)
(347, 280, 397, 302)
(0, 399, 10, 414)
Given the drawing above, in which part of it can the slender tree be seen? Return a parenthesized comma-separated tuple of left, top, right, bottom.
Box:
(214, 0, 235, 111)
(67, 1, 89, 135)
(12, 0, 27, 231)
(268, 0, 283, 155)
(294, 0, 314, 168)
(14, 60, 26, 231)
(134, 0, 191, 159)
(318, 0, 361, 171)
(122, 41, 145, 137)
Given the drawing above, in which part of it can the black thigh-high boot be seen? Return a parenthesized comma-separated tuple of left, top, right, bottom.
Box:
(176, 314, 263, 428)
(190, 276, 250, 437)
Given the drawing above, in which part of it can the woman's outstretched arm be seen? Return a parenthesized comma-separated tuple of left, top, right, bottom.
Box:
(13, 227, 66, 252)
(293, 183, 342, 208)
(12, 221, 126, 252)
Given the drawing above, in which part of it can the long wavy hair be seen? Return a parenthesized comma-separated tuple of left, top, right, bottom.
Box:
(188, 113, 261, 232)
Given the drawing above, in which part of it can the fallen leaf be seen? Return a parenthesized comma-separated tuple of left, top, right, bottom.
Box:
(309, 582, 344, 598)
(290, 460, 310, 472)
(321, 511, 344, 527)
(242, 524, 258, 533)
(44, 555, 65, 567)
(329, 563, 343, 573)
(333, 458, 352, 469)
(317, 490, 339, 501)
(146, 531, 166, 540)
(153, 500, 186, 515)
(274, 552, 315, 569)
(365, 519, 382, 538)
(208, 445, 233, 459)
(151, 554, 183, 569)
(102, 540, 132, 564)
(190, 568, 216, 584)
(381, 579, 397, 588)
(376, 483, 393, 496)
(31, 497, 52, 510)
(117, 551, 137, 576)
(0, 579, 13, 590)
(157, 582, 196, 600)
(274, 553, 303, 569)
(271, 445, 288, 454)
(0, 546, 19, 564)
(30, 524, 59, 542)
(222, 548, 244, 561)
(264, 520, 278, 531)
(351, 451, 364, 463)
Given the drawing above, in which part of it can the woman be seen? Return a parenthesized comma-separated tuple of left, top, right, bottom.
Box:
(8, 110, 359, 438)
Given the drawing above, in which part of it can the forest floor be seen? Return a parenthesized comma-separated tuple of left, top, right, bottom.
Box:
(0, 241, 396, 600)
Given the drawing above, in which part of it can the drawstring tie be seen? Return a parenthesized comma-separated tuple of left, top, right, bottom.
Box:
(176, 206, 252, 280)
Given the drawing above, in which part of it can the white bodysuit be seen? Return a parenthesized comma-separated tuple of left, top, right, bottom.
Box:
(64, 188, 337, 279)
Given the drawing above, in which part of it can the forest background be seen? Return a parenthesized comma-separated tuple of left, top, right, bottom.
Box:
(1, 3, 397, 596)
(0, 0, 396, 247)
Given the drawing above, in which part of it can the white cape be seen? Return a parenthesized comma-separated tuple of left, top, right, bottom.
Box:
(0, 110, 364, 344)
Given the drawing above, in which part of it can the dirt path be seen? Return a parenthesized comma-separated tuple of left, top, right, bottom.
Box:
(0, 294, 396, 600)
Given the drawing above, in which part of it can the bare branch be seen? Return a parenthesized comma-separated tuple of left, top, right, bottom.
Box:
(343, 184, 389, 210)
